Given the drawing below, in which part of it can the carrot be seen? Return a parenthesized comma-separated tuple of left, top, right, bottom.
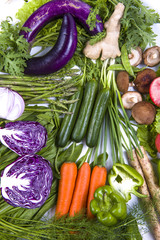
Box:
(55, 162, 77, 218)
(87, 165, 107, 219)
(69, 162, 91, 217)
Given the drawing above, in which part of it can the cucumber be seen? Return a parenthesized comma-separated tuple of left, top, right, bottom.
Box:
(71, 80, 98, 143)
(56, 87, 83, 147)
(86, 88, 110, 148)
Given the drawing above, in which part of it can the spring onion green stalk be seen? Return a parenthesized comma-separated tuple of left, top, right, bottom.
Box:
(101, 58, 141, 163)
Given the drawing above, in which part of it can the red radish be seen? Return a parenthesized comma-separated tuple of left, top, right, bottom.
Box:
(149, 77, 160, 107)
(155, 133, 160, 152)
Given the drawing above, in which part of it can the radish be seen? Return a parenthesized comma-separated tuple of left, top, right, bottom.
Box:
(149, 77, 160, 107)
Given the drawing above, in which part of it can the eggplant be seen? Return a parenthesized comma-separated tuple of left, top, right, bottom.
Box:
(21, 0, 103, 43)
(24, 13, 77, 75)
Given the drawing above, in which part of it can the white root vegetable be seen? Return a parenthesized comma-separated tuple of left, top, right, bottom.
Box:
(128, 150, 160, 240)
(83, 3, 125, 60)
(136, 146, 160, 216)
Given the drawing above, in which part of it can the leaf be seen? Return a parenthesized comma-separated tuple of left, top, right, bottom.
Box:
(0, 18, 31, 75)
(54, 143, 83, 173)
(137, 124, 157, 158)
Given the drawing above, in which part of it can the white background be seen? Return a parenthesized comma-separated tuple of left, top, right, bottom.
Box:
(0, 0, 160, 239)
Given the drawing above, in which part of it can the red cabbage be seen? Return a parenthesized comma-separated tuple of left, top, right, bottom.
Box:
(0, 155, 53, 208)
(0, 121, 47, 156)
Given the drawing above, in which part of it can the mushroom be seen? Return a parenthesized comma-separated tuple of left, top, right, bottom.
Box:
(143, 46, 160, 67)
(116, 71, 129, 93)
(122, 91, 142, 109)
(134, 68, 157, 94)
(128, 47, 143, 66)
(131, 101, 156, 125)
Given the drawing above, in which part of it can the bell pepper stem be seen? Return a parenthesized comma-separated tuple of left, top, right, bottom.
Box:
(131, 189, 148, 199)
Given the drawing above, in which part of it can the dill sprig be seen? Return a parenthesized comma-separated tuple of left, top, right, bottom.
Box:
(0, 17, 31, 76)
(0, 203, 148, 240)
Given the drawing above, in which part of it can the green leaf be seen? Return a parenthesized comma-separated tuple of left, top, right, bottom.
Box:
(137, 124, 157, 158)
(0, 17, 31, 76)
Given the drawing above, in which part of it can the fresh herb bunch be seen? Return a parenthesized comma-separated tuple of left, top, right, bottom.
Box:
(119, 0, 160, 50)
(0, 204, 147, 240)
(0, 17, 31, 76)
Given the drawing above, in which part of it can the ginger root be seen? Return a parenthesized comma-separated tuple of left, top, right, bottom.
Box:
(83, 3, 125, 60)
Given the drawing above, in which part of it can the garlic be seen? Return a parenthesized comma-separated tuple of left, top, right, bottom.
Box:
(0, 87, 25, 120)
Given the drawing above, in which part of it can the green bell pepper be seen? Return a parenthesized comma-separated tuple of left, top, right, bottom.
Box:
(108, 163, 147, 202)
(90, 185, 127, 226)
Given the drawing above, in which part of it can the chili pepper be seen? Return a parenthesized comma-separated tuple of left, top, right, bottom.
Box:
(108, 163, 147, 202)
(90, 185, 127, 226)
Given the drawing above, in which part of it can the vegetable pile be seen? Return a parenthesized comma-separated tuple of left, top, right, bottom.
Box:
(0, 0, 160, 239)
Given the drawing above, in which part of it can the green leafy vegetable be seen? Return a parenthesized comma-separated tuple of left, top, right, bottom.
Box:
(0, 17, 31, 76)
(16, 0, 51, 25)
(119, 0, 160, 50)
(0, 203, 148, 240)
(137, 109, 160, 158)
(137, 124, 157, 158)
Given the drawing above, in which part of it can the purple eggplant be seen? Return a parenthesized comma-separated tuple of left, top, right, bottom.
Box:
(21, 0, 103, 43)
(24, 13, 77, 75)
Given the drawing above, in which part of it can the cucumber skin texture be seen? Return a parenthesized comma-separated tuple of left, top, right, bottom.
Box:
(71, 80, 98, 143)
(86, 88, 110, 148)
(56, 87, 83, 147)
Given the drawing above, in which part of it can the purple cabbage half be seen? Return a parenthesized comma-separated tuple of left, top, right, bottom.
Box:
(0, 155, 53, 208)
(0, 121, 47, 156)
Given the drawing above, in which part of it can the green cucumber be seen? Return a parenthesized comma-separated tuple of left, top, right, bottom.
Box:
(56, 87, 83, 147)
(71, 80, 98, 143)
(86, 88, 110, 148)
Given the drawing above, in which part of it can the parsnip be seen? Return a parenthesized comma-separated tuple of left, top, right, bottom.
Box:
(128, 150, 160, 240)
(136, 146, 160, 215)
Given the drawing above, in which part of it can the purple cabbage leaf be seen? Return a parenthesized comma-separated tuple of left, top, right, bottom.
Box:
(0, 155, 53, 208)
(0, 121, 47, 156)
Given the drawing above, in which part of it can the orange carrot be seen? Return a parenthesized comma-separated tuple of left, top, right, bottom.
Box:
(69, 162, 91, 217)
(55, 162, 77, 218)
(87, 165, 107, 219)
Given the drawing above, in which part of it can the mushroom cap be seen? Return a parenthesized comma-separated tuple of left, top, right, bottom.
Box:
(131, 101, 156, 125)
(128, 47, 143, 66)
(116, 71, 129, 93)
(143, 46, 160, 67)
(122, 91, 142, 109)
(134, 68, 157, 94)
